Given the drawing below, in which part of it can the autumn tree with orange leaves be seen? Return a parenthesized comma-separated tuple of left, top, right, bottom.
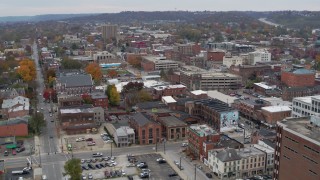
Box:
(85, 63, 102, 82)
(17, 59, 36, 82)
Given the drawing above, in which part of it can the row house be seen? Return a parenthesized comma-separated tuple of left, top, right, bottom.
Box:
(208, 147, 267, 179)
(113, 126, 135, 147)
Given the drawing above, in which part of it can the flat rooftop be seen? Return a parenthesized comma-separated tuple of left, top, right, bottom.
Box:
(261, 106, 291, 113)
(238, 146, 265, 158)
(189, 124, 218, 137)
(194, 98, 235, 112)
(278, 117, 320, 145)
(159, 116, 187, 127)
(293, 96, 312, 104)
(254, 82, 273, 90)
(143, 56, 177, 64)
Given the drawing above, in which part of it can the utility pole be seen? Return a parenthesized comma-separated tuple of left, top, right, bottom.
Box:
(179, 156, 182, 171)
(194, 164, 197, 180)
(38, 145, 41, 167)
(111, 142, 113, 157)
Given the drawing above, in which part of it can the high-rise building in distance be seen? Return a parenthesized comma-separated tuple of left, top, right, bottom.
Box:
(101, 24, 118, 40)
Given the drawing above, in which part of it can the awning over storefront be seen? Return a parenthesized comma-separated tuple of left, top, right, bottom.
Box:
(5, 144, 17, 149)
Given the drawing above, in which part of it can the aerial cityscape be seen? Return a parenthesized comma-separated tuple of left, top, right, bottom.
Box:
(0, 1, 319, 180)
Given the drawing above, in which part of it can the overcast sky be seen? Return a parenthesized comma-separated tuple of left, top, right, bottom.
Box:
(0, 0, 319, 17)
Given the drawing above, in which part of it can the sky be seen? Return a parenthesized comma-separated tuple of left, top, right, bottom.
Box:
(0, 0, 319, 17)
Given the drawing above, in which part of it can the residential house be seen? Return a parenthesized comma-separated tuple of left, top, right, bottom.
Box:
(1, 96, 29, 119)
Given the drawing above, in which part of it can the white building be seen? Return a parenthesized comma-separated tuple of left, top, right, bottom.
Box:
(223, 53, 249, 68)
(93, 51, 117, 64)
(248, 50, 271, 65)
(291, 95, 320, 117)
(63, 35, 81, 44)
(113, 126, 135, 147)
(238, 147, 266, 178)
(253, 139, 275, 174)
(208, 148, 242, 179)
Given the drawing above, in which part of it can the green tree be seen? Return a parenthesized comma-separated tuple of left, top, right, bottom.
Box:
(29, 113, 45, 135)
(108, 85, 120, 106)
(138, 90, 152, 102)
(61, 58, 82, 69)
(64, 159, 82, 180)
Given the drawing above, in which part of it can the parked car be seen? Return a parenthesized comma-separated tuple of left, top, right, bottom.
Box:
(16, 147, 26, 153)
(87, 164, 95, 170)
(87, 141, 96, 146)
(88, 173, 93, 179)
(168, 172, 178, 177)
(95, 164, 102, 169)
(126, 163, 136, 167)
(206, 173, 213, 178)
(86, 138, 93, 141)
(92, 152, 103, 157)
(12, 149, 16, 155)
(140, 172, 149, 178)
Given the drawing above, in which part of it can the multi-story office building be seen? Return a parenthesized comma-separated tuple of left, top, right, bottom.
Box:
(102, 24, 118, 40)
(274, 117, 320, 180)
(180, 66, 242, 91)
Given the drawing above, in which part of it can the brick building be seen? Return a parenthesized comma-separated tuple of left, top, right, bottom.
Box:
(157, 115, 188, 141)
(0, 117, 28, 137)
(153, 84, 186, 100)
(59, 105, 97, 134)
(129, 112, 162, 145)
(204, 50, 226, 68)
(282, 85, 320, 101)
(274, 117, 320, 180)
(188, 124, 220, 161)
(1, 96, 29, 120)
(281, 68, 315, 87)
(229, 65, 272, 84)
(55, 73, 94, 95)
(233, 99, 267, 122)
(261, 106, 291, 126)
(186, 99, 239, 132)
(58, 95, 83, 107)
(91, 91, 108, 110)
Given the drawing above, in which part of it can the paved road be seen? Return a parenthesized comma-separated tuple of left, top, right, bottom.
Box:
(32, 42, 62, 179)
(5, 139, 182, 179)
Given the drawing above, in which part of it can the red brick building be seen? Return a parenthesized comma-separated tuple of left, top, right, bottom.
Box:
(281, 68, 315, 87)
(91, 92, 108, 110)
(188, 124, 220, 161)
(129, 112, 162, 145)
(261, 106, 291, 125)
(153, 84, 186, 100)
(0, 119, 28, 137)
(274, 117, 320, 180)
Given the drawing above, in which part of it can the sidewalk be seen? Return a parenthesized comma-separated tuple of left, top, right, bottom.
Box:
(158, 152, 188, 180)
(34, 136, 40, 155)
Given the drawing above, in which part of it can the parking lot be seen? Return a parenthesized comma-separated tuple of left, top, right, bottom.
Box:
(134, 153, 182, 180)
(80, 153, 139, 179)
(0, 137, 34, 158)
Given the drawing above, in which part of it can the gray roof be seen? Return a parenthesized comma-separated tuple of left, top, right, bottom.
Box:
(91, 91, 107, 99)
(159, 116, 187, 127)
(261, 139, 276, 149)
(0, 116, 29, 126)
(59, 74, 93, 87)
(215, 148, 242, 162)
(131, 112, 154, 126)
